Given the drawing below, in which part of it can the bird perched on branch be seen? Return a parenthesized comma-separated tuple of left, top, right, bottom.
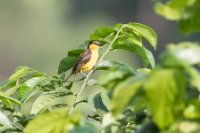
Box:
(66, 40, 103, 81)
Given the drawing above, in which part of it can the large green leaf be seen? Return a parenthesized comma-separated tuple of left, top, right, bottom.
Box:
(144, 68, 186, 128)
(57, 57, 77, 74)
(112, 40, 155, 68)
(24, 109, 81, 133)
(31, 89, 73, 114)
(111, 76, 142, 115)
(128, 23, 157, 49)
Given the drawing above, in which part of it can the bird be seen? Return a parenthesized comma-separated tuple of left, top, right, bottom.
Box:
(66, 40, 103, 81)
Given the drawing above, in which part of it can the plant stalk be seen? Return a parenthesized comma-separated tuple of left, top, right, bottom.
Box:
(69, 25, 125, 114)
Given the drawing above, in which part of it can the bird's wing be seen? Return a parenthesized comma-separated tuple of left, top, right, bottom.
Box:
(72, 48, 92, 73)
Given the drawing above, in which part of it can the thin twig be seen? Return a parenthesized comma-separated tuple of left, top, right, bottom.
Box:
(68, 25, 125, 114)
(73, 99, 87, 107)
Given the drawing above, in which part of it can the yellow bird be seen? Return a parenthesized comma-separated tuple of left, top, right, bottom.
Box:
(66, 40, 103, 80)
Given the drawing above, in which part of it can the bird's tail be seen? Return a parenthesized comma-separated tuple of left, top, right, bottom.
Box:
(65, 72, 76, 82)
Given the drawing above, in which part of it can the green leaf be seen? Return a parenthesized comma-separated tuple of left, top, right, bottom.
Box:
(161, 42, 200, 67)
(69, 126, 97, 133)
(98, 63, 133, 89)
(87, 92, 110, 112)
(57, 57, 77, 74)
(90, 27, 115, 40)
(111, 77, 142, 115)
(0, 92, 22, 106)
(31, 89, 73, 114)
(112, 41, 155, 68)
(9, 66, 34, 80)
(18, 85, 31, 100)
(101, 92, 111, 111)
(0, 80, 14, 90)
(128, 23, 157, 49)
(68, 49, 84, 57)
(0, 111, 13, 128)
(144, 68, 186, 128)
(86, 79, 98, 86)
(96, 60, 133, 71)
(154, 0, 200, 34)
(183, 99, 200, 119)
(154, 0, 189, 20)
(24, 109, 81, 133)
(18, 77, 50, 101)
(87, 95, 96, 111)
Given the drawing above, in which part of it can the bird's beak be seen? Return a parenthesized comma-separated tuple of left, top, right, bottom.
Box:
(98, 43, 103, 46)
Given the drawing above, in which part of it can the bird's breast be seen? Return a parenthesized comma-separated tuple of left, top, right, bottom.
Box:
(81, 49, 99, 71)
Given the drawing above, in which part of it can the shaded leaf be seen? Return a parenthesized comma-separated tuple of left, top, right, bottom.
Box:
(113, 40, 155, 68)
(98, 61, 133, 90)
(87, 92, 110, 112)
(58, 57, 77, 74)
(96, 60, 133, 71)
(68, 49, 84, 57)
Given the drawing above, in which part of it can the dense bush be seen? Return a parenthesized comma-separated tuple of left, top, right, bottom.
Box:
(0, 0, 200, 133)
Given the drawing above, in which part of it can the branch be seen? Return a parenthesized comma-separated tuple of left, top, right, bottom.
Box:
(68, 25, 125, 114)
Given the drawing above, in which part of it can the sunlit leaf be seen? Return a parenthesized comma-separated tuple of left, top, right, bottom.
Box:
(90, 27, 115, 40)
(0, 92, 21, 106)
(154, 0, 200, 34)
(9, 66, 34, 80)
(31, 89, 73, 114)
(0, 111, 13, 128)
(161, 42, 200, 66)
(128, 23, 157, 49)
(111, 77, 142, 115)
(24, 109, 81, 133)
(144, 68, 186, 128)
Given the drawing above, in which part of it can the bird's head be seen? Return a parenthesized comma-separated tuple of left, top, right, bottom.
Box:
(88, 40, 103, 50)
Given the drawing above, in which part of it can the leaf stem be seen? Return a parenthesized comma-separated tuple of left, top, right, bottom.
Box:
(69, 25, 125, 114)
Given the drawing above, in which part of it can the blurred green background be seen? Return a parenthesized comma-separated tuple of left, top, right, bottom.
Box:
(0, 0, 199, 82)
